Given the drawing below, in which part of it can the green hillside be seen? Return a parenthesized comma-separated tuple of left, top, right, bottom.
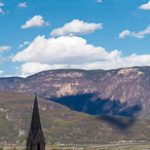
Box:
(0, 92, 150, 146)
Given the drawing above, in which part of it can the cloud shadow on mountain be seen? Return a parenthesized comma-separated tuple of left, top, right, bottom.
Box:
(49, 93, 142, 129)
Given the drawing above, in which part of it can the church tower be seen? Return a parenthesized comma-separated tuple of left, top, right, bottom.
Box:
(26, 94, 45, 150)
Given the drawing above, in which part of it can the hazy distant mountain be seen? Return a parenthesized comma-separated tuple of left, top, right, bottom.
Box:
(0, 67, 150, 118)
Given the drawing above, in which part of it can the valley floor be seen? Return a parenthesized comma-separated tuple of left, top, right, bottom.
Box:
(2, 143, 150, 150)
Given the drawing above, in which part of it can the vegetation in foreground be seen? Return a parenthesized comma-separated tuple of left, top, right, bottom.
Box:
(1, 143, 150, 150)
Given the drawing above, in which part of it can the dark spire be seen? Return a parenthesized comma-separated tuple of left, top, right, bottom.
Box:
(26, 93, 45, 150)
(30, 93, 42, 136)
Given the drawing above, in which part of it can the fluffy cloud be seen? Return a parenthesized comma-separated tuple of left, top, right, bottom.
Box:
(21, 15, 50, 29)
(51, 19, 103, 37)
(20, 63, 67, 76)
(96, 0, 103, 3)
(0, 2, 4, 7)
(119, 25, 150, 39)
(18, 2, 27, 8)
(18, 41, 29, 49)
(0, 46, 11, 52)
(20, 62, 51, 76)
(82, 54, 150, 70)
(0, 8, 4, 14)
(119, 30, 131, 38)
(0, 70, 4, 76)
(13, 36, 120, 76)
(0, 2, 4, 14)
(139, 1, 150, 10)
(12, 35, 150, 76)
(16, 54, 150, 77)
(13, 36, 117, 64)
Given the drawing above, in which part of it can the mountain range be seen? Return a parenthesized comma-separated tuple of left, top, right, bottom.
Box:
(1, 66, 150, 118)
(1, 67, 150, 145)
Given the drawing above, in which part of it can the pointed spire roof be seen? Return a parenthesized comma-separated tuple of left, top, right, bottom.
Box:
(31, 93, 41, 128)
(27, 93, 45, 140)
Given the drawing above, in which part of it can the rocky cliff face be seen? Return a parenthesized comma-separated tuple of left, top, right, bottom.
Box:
(1, 67, 150, 118)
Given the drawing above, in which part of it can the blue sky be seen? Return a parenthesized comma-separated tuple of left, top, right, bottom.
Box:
(1, 0, 150, 76)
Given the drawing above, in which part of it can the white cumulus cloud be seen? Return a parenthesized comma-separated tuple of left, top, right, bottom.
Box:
(119, 25, 150, 39)
(18, 41, 30, 49)
(18, 2, 27, 8)
(119, 30, 131, 39)
(96, 0, 103, 3)
(0, 2, 4, 14)
(0, 70, 4, 76)
(51, 19, 103, 37)
(12, 35, 120, 76)
(0, 2, 4, 7)
(0, 8, 4, 14)
(21, 15, 50, 29)
(20, 62, 51, 76)
(0, 46, 11, 52)
(12, 35, 150, 76)
(139, 1, 150, 10)
(13, 36, 116, 64)
(20, 62, 68, 76)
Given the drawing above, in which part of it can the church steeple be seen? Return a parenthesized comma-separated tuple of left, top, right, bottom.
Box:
(26, 93, 45, 150)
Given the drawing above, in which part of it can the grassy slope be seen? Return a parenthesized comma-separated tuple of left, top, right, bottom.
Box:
(0, 92, 150, 146)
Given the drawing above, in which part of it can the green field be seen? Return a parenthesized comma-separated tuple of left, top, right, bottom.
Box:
(2, 143, 150, 150)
